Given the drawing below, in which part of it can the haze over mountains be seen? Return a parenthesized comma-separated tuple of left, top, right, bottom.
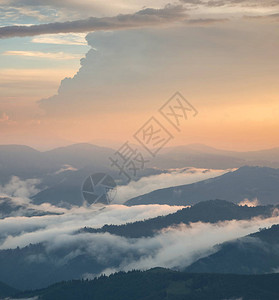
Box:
(0, 143, 163, 206)
(0, 143, 115, 180)
(0, 142, 279, 298)
(153, 143, 279, 169)
(2, 143, 279, 182)
(1, 143, 279, 207)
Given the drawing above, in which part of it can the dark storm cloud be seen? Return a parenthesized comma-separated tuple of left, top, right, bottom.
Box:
(0, 5, 186, 39)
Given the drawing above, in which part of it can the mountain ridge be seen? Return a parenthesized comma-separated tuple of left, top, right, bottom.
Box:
(126, 166, 279, 206)
(9, 269, 279, 300)
(79, 199, 276, 238)
(185, 224, 279, 274)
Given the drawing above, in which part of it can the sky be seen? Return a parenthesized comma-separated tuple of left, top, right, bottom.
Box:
(0, 0, 279, 151)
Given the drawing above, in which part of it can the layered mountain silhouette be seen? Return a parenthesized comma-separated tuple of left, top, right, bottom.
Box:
(153, 143, 279, 169)
(0, 144, 164, 206)
(1, 143, 279, 183)
(1, 143, 279, 206)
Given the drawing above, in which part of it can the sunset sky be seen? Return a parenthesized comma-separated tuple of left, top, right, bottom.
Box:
(0, 0, 278, 151)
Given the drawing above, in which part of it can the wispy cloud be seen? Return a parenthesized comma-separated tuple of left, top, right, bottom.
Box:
(238, 198, 259, 207)
(101, 216, 279, 274)
(0, 68, 78, 101)
(244, 12, 279, 21)
(114, 168, 232, 204)
(186, 18, 229, 25)
(0, 176, 40, 198)
(3, 50, 83, 60)
(0, 5, 186, 39)
(180, 0, 279, 8)
(31, 33, 88, 45)
(0, 5, 52, 22)
(0, 68, 78, 83)
(0, 0, 172, 19)
(0, 203, 182, 249)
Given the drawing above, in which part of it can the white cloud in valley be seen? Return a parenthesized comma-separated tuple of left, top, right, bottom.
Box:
(113, 167, 232, 203)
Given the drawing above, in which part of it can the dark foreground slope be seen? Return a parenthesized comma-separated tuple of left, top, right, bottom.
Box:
(185, 224, 279, 274)
(0, 281, 18, 298)
(13, 268, 279, 300)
